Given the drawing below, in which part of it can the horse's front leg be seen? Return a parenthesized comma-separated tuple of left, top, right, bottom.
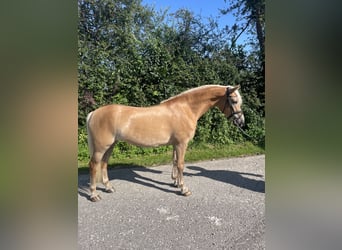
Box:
(171, 147, 179, 187)
(175, 143, 191, 196)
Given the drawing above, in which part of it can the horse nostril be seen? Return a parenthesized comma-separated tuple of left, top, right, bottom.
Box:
(241, 116, 245, 127)
(237, 119, 244, 128)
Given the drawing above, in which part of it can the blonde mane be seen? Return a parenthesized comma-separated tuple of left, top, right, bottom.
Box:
(161, 85, 227, 103)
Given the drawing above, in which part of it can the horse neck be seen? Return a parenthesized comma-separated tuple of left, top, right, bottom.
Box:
(184, 86, 226, 120)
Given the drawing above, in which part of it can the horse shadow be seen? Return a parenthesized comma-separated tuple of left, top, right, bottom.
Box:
(78, 164, 180, 200)
(107, 164, 179, 195)
(185, 166, 265, 193)
(78, 164, 265, 201)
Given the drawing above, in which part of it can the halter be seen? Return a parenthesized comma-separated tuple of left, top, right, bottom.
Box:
(223, 88, 253, 138)
(223, 89, 243, 121)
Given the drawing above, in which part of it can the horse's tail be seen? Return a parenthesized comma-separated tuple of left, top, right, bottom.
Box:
(86, 111, 94, 158)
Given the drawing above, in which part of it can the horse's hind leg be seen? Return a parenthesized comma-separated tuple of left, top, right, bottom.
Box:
(101, 143, 115, 193)
(89, 144, 114, 201)
(89, 152, 104, 202)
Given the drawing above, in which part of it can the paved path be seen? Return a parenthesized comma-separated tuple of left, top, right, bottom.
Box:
(78, 155, 265, 249)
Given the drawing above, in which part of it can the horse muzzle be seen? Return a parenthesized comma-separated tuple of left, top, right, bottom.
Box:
(229, 111, 245, 128)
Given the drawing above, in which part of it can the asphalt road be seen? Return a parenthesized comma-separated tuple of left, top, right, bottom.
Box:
(78, 155, 265, 249)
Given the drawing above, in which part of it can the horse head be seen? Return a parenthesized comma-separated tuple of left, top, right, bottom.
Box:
(224, 85, 245, 128)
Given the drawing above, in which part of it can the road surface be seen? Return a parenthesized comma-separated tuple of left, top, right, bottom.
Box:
(78, 155, 265, 249)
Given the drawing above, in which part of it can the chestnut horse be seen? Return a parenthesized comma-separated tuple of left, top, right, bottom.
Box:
(86, 85, 244, 201)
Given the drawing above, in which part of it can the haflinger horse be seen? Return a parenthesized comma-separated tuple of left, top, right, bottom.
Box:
(86, 85, 244, 201)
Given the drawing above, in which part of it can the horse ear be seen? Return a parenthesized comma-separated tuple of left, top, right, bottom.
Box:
(228, 85, 240, 93)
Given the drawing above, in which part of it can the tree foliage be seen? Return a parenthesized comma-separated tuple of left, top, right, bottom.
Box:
(221, 0, 265, 110)
(78, 0, 265, 160)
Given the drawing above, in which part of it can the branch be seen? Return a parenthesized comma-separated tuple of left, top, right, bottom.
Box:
(231, 18, 251, 47)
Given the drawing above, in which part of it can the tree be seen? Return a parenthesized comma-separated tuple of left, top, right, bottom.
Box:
(220, 0, 265, 117)
(221, 0, 265, 75)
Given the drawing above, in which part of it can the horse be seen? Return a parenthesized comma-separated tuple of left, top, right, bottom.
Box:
(86, 85, 244, 201)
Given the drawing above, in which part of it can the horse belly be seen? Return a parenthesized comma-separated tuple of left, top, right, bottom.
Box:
(117, 117, 172, 147)
(125, 136, 170, 147)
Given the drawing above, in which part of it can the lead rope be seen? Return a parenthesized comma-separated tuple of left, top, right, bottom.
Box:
(236, 124, 253, 139)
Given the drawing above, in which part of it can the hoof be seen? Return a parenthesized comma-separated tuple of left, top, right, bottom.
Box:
(182, 190, 192, 196)
(181, 186, 192, 196)
(105, 187, 115, 193)
(90, 194, 101, 202)
(173, 181, 178, 187)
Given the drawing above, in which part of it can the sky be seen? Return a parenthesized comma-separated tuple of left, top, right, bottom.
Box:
(141, 0, 248, 45)
(141, 0, 232, 23)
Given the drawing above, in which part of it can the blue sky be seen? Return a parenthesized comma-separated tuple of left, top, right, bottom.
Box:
(141, 0, 231, 22)
(141, 0, 248, 45)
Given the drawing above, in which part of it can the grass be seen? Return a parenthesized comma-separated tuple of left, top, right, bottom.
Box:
(78, 141, 264, 173)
